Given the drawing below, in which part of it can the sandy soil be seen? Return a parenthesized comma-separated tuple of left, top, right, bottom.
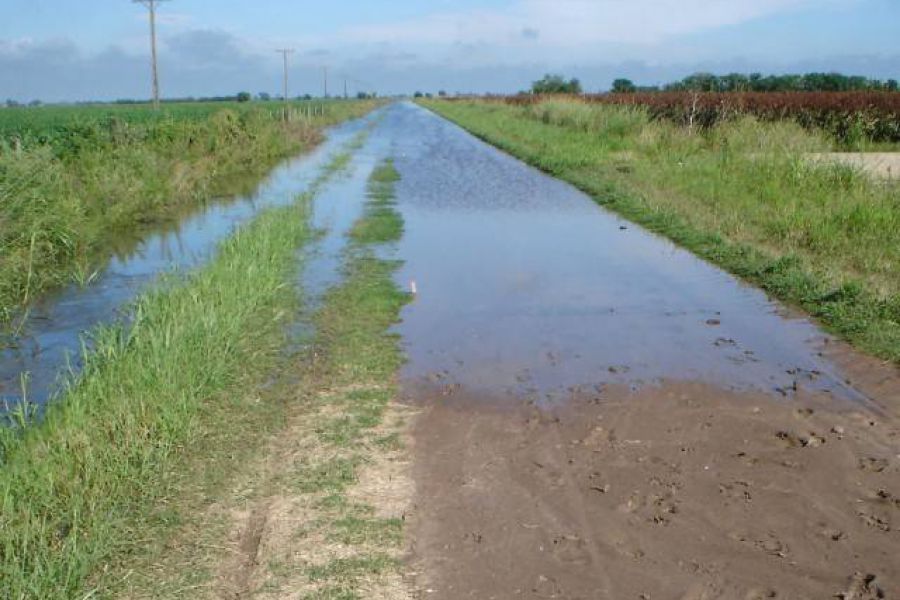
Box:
(808, 153, 900, 179)
(405, 372, 900, 599)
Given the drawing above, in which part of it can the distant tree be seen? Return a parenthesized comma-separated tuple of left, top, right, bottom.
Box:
(236, 91, 252, 102)
(257, 92, 271, 101)
(611, 78, 637, 93)
(28, 99, 43, 107)
(438, 90, 448, 97)
(887, 79, 899, 92)
(531, 74, 582, 95)
(413, 91, 424, 98)
(5, 99, 20, 108)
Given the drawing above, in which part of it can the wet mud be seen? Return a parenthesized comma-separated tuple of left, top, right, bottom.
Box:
(407, 382, 899, 599)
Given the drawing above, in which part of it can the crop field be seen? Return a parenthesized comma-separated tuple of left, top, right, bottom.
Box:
(495, 91, 900, 147)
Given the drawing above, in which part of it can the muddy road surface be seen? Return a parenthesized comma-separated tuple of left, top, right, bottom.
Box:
(379, 103, 900, 599)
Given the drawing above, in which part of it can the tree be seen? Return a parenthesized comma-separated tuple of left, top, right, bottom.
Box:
(28, 99, 43, 107)
(236, 91, 251, 102)
(438, 90, 448, 97)
(531, 74, 582, 95)
(413, 91, 424, 98)
(887, 79, 899, 92)
(257, 92, 271, 101)
(611, 78, 636, 93)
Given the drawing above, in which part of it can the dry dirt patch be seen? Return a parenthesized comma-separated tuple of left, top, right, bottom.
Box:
(808, 153, 900, 179)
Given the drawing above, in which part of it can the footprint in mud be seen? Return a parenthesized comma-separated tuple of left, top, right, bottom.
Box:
(871, 489, 900, 509)
(718, 480, 753, 503)
(857, 510, 891, 532)
(836, 572, 886, 599)
(774, 430, 825, 449)
(859, 457, 889, 473)
(532, 574, 562, 598)
(649, 492, 679, 525)
(816, 521, 846, 542)
(550, 534, 591, 565)
(730, 532, 788, 558)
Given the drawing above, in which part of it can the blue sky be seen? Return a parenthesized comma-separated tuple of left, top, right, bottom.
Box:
(2, 0, 898, 101)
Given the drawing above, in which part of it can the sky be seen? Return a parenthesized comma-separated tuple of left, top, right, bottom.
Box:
(1, 0, 899, 102)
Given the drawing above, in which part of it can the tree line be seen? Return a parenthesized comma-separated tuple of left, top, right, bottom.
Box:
(613, 72, 899, 93)
(528, 72, 898, 95)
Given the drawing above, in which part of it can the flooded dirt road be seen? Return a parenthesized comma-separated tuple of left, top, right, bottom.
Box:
(379, 103, 900, 598)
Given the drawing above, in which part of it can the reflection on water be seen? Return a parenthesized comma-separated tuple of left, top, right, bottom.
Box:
(383, 103, 866, 403)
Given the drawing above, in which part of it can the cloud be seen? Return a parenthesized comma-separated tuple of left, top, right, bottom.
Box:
(336, 0, 850, 49)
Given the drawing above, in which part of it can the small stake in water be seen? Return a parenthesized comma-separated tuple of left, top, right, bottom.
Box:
(410, 280, 418, 296)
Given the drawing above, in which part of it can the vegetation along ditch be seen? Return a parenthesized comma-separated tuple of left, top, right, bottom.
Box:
(0, 100, 379, 323)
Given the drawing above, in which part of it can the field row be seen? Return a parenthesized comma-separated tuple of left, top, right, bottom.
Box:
(496, 91, 900, 146)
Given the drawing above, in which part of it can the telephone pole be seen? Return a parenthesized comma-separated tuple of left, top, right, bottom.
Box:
(275, 49, 294, 120)
(133, 0, 169, 109)
(344, 78, 348, 99)
(323, 66, 328, 98)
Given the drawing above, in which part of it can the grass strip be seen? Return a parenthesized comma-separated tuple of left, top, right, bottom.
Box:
(99, 158, 410, 599)
(0, 143, 362, 599)
(289, 158, 408, 599)
(422, 99, 900, 363)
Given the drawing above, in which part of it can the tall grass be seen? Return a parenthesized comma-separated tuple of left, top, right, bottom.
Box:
(424, 99, 900, 362)
(0, 136, 369, 596)
(0, 100, 378, 322)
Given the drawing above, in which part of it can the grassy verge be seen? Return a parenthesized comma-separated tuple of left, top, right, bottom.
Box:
(422, 99, 900, 363)
(0, 100, 379, 322)
(0, 139, 367, 598)
(112, 158, 410, 600)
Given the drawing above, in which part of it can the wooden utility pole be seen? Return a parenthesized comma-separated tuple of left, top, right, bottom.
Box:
(133, 0, 169, 109)
(323, 66, 328, 98)
(344, 78, 348, 99)
(276, 48, 295, 120)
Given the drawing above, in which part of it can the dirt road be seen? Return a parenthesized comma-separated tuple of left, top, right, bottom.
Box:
(382, 103, 900, 599)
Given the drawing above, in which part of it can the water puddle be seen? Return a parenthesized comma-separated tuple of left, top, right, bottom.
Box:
(0, 109, 386, 409)
(382, 102, 868, 403)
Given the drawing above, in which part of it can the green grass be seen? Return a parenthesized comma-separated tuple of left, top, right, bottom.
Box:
(423, 99, 900, 363)
(284, 159, 409, 599)
(349, 160, 403, 244)
(0, 141, 365, 598)
(0, 100, 379, 323)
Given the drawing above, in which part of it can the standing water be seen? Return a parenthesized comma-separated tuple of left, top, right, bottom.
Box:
(377, 103, 868, 403)
(0, 109, 386, 410)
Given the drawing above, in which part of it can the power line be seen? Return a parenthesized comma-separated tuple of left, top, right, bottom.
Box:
(133, 0, 170, 109)
(275, 49, 295, 120)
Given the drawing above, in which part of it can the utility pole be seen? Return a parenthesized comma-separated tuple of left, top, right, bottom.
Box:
(323, 66, 328, 98)
(344, 78, 348, 99)
(133, 0, 169, 109)
(275, 48, 294, 120)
